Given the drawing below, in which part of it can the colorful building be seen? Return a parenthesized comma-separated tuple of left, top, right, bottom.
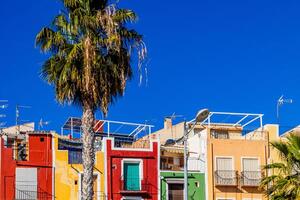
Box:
(53, 134, 105, 200)
(160, 144, 206, 200)
(0, 129, 54, 200)
(55, 118, 157, 200)
(152, 118, 206, 200)
(104, 137, 159, 200)
(0, 111, 286, 200)
(152, 111, 280, 200)
(195, 112, 278, 200)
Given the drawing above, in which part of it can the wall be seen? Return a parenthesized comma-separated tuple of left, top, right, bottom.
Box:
(152, 122, 185, 145)
(105, 139, 159, 200)
(160, 172, 206, 200)
(0, 133, 53, 200)
(264, 124, 280, 165)
(0, 138, 16, 200)
(54, 135, 105, 200)
(207, 127, 269, 200)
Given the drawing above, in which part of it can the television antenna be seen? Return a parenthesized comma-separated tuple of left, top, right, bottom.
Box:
(0, 100, 8, 125)
(16, 104, 31, 134)
(277, 95, 293, 123)
(0, 100, 8, 135)
(38, 118, 50, 130)
(165, 112, 183, 120)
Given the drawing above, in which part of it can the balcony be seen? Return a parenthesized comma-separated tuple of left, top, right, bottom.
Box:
(15, 184, 53, 200)
(115, 139, 151, 149)
(211, 130, 267, 141)
(120, 177, 149, 194)
(241, 171, 262, 187)
(161, 156, 183, 171)
(215, 170, 238, 186)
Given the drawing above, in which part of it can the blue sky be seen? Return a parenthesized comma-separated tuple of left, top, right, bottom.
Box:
(1, 0, 300, 133)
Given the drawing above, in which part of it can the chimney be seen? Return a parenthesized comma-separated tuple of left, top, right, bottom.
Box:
(164, 117, 172, 129)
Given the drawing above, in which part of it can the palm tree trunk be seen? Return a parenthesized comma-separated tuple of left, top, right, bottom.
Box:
(81, 104, 95, 200)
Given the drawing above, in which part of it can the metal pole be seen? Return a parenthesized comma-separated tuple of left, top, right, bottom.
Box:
(183, 121, 188, 200)
(276, 102, 280, 124)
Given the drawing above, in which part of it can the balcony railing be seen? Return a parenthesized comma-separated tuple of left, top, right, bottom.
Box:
(215, 170, 238, 186)
(211, 130, 267, 141)
(15, 188, 53, 200)
(120, 177, 149, 193)
(114, 139, 151, 149)
(161, 158, 204, 172)
(241, 171, 262, 187)
(161, 163, 183, 171)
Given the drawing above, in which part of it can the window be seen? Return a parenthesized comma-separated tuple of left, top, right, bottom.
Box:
(242, 158, 259, 172)
(216, 157, 233, 171)
(123, 161, 141, 191)
(16, 142, 27, 161)
(40, 137, 44, 142)
(68, 150, 82, 164)
(174, 157, 180, 165)
(168, 183, 184, 200)
(242, 158, 261, 186)
(215, 157, 236, 185)
(161, 157, 183, 171)
(211, 130, 229, 139)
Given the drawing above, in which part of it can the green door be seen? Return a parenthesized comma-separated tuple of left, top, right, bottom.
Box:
(124, 162, 140, 190)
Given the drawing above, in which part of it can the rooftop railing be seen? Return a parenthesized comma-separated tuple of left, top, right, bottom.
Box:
(211, 130, 267, 141)
(61, 117, 154, 140)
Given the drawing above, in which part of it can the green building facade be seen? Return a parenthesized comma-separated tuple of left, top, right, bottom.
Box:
(160, 171, 206, 200)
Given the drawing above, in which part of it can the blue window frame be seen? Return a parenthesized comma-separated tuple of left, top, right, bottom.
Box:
(68, 150, 82, 164)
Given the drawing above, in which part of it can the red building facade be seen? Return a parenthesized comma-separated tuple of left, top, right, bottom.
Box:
(0, 132, 53, 200)
(105, 138, 159, 200)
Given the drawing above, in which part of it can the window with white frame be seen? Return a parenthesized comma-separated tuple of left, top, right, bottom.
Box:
(216, 157, 233, 171)
(242, 158, 259, 172)
(215, 157, 236, 185)
(242, 158, 261, 186)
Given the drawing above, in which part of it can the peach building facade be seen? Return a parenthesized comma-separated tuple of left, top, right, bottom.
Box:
(197, 113, 279, 200)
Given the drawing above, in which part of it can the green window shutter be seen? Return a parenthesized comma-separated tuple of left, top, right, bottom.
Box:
(124, 162, 140, 190)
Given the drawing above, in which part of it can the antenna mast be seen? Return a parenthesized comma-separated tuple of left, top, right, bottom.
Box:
(15, 104, 31, 134)
(277, 95, 293, 123)
(0, 100, 8, 135)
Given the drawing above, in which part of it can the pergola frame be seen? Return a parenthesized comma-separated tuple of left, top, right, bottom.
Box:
(189, 111, 263, 128)
(61, 117, 154, 139)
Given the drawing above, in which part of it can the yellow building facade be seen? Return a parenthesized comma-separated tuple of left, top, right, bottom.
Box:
(53, 134, 105, 200)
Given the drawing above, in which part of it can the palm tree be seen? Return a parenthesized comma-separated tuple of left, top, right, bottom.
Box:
(35, 0, 146, 199)
(260, 134, 300, 200)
